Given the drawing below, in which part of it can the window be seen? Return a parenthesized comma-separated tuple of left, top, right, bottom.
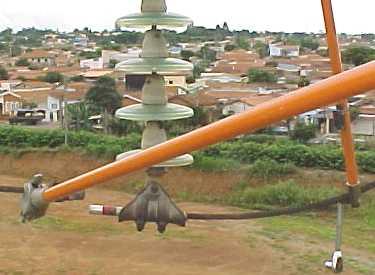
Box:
(169, 80, 173, 85)
(51, 103, 58, 109)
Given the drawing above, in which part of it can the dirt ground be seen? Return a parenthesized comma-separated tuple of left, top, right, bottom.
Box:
(0, 174, 370, 275)
(0, 152, 374, 275)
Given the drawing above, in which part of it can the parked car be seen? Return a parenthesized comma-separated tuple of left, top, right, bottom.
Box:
(9, 109, 45, 125)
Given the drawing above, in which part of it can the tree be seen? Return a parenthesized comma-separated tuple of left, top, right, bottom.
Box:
(342, 46, 375, 66)
(254, 41, 269, 58)
(108, 59, 119, 69)
(298, 76, 310, 88)
(67, 102, 91, 131)
(0, 28, 13, 42)
(15, 58, 30, 67)
(247, 69, 277, 83)
(224, 44, 236, 52)
(180, 50, 195, 61)
(193, 63, 206, 79)
(85, 76, 122, 114)
(300, 38, 319, 51)
(235, 36, 250, 50)
(223, 22, 230, 32)
(41, 72, 64, 83)
(0, 66, 9, 80)
(198, 46, 217, 62)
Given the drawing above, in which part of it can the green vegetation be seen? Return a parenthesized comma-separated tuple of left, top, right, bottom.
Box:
(15, 58, 30, 67)
(70, 75, 85, 82)
(290, 122, 317, 143)
(0, 66, 9, 80)
(66, 102, 91, 131)
(235, 35, 250, 50)
(224, 44, 236, 52)
(298, 76, 310, 88)
(85, 76, 122, 114)
(197, 45, 217, 62)
(228, 181, 339, 209)
(248, 158, 297, 180)
(201, 138, 375, 173)
(0, 125, 140, 159)
(79, 49, 102, 59)
(286, 35, 319, 51)
(253, 41, 269, 58)
(108, 59, 119, 69)
(299, 38, 319, 51)
(342, 46, 375, 66)
(40, 72, 64, 83)
(180, 50, 195, 61)
(247, 69, 277, 83)
(1, 126, 375, 173)
(192, 154, 240, 172)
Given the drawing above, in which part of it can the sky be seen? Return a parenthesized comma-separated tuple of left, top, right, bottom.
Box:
(0, 0, 374, 34)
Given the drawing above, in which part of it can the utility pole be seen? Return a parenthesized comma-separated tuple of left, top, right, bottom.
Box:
(60, 80, 69, 145)
(64, 83, 68, 146)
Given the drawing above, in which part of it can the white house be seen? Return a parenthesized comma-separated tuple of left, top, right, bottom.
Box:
(101, 50, 138, 67)
(74, 36, 89, 48)
(269, 44, 300, 57)
(80, 58, 104, 70)
(352, 115, 375, 136)
(22, 50, 56, 67)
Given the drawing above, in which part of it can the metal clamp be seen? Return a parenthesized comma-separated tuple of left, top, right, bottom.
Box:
(20, 174, 49, 223)
(325, 251, 344, 273)
(119, 180, 187, 233)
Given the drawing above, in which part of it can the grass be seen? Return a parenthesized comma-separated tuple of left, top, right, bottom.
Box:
(192, 154, 241, 172)
(228, 180, 340, 209)
(254, 205, 375, 254)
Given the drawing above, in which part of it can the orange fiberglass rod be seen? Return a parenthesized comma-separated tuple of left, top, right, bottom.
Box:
(42, 61, 375, 202)
(321, 0, 359, 186)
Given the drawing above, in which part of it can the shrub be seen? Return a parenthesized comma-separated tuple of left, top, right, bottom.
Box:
(40, 72, 64, 83)
(290, 123, 317, 143)
(192, 153, 240, 172)
(70, 75, 85, 82)
(15, 58, 30, 67)
(224, 44, 236, 51)
(247, 69, 277, 83)
(240, 134, 277, 144)
(228, 181, 339, 209)
(248, 158, 297, 180)
(1, 126, 375, 174)
(0, 66, 9, 80)
(0, 126, 141, 159)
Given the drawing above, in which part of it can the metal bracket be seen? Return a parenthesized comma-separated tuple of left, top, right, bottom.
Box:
(20, 174, 49, 223)
(333, 108, 345, 131)
(325, 203, 344, 273)
(119, 181, 186, 233)
(348, 184, 361, 208)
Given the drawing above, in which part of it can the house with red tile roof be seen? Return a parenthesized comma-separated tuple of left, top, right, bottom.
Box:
(22, 50, 57, 67)
(212, 49, 266, 75)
